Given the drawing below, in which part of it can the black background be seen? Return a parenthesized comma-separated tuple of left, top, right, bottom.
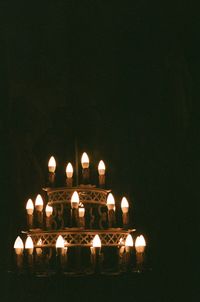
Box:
(0, 1, 198, 301)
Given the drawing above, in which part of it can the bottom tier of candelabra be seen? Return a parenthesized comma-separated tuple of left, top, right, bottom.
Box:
(13, 229, 147, 276)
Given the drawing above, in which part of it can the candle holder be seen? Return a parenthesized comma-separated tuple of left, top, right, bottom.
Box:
(71, 208, 79, 227)
(90, 247, 102, 274)
(27, 214, 33, 229)
(66, 178, 73, 187)
(82, 168, 89, 184)
(134, 235, 146, 272)
(56, 235, 67, 274)
(36, 210, 43, 228)
(135, 251, 145, 272)
(56, 248, 67, 274)
(124, 234, 134, 272)
(107, 207, 116, 228)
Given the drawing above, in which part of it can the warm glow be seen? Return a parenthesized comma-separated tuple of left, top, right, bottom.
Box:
(36, 238, 42, 246)
(98, 160, 105, 175)
(45, 204, 53, 217)
(56, 235, 65, 248)
(92, 234, 101, 248)
(25, 236, 34, 249)
(121, 197, 129, 213)
(125, 234, 134, 247)
(71, 191, 79, 207)
(35, 194, 44, 211)
(66, 162, 73, 178)
(135, 235, 146, 253)
(14, 236, 24, 249)
(78, 203, 85, 217)
(81, 152, 89, 168)
(26, 199, 34, 215)
(106, 193, 115, 205)
(48, 156, 56, 172)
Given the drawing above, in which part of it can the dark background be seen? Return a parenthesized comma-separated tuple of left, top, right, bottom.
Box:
(0, 1, 198, 301)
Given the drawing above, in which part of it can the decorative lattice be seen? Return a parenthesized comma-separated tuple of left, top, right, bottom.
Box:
(25, 229, 135, 247)
(44, 187, 110, 205)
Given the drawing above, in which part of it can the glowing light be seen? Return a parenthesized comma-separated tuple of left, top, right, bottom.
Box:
(66, 162, 73, 178)
(71, 191, 79, 208)
(135, 235, 146, 253)
(106, 193, 115, 205)
(25, 236, 34, 249)
(45, 204, 53, 217)
(78, 203, 85, 217)
(81, 152, 89, 168)
(36, 238, 42, 246)
(26, 199, 34, 215)
(92, 234, 101, 248)
(56, 235, 65, 248)
(48, 156, 56, 172)
(98, 160, 105, 175)
(121, 197, 129, 213)
(125, 234, 134, 247)
(14, 236, 24, 250)
(35, 194, 44, 211)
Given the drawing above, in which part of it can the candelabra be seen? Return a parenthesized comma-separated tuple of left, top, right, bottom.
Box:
(13, 152, 147, 276)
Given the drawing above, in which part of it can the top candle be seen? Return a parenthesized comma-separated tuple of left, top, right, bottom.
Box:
(81, 152, 89, 169)
(48, 156, 56, 172)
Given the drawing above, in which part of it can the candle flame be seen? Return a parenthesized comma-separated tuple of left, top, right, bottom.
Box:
(135, 235, 146, 253)
(78, 203, 85, 217)
(125, 234, 134, 247)
(26, 199, 34, 214)
(45, 204, 53, 217)
(66, 162, 73, 178)
(106, 193, 115, 205)
(35, 194, 43, 206)
(14, 236, 24, 249)
(36, 238, 42, 246)
(48, 156, 56, 172)
(25, 236, 34, 249)
(98, 160, 105, 175)
(92, 234, 101, 248)
(71, 191, 79, 204)
(56, 235, 65, 248)
(121, 197, 129, 213)
(81, 152, 89, 168)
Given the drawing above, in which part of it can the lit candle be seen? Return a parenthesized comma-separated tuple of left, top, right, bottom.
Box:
(45, 204, 53, 230)
(121, 197, 129, 228)
(90, 234, 102, 274)
(125, 234, 134, 272)
(66, 162, 73, 187)
(14, 236, 24, 271)
(78, 203, 85, 228)
(56, 235, 67, 273)
(106, 193, 116, 227)
(71, 191, 79, 227)
(35, 194, 44, 228)
(36, 238, 42, 255)
(35, 238, 43, 272)
(81, 152, 89, 184)
(26, 199, 34, 229)
(48, 156, 56, 186)
(25, 236, 34, 273)
(98, 160, 106, 187)
(135, 235, 146, 271)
